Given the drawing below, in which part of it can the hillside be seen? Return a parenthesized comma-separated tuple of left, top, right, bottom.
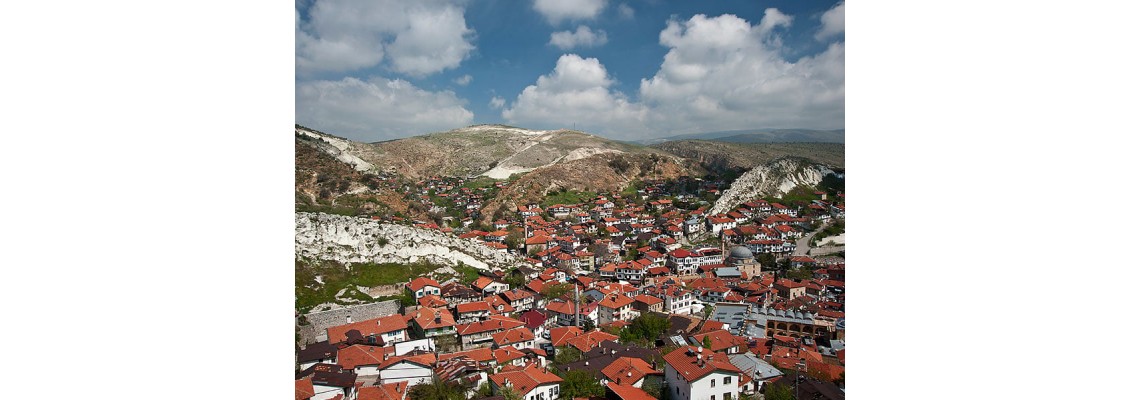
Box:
(639, 128, 844, 145)
(478, 151, 691, 224)
(295, 133, 423, 220)
(652, 140, 844, 172)
(355, 124, 663, 179)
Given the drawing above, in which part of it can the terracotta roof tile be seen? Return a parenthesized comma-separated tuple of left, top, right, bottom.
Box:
(662, 346, 741, 382)
(601, 357, 657, 385)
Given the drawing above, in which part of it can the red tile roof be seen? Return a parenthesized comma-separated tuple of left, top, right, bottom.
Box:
(691, 329, 747, 352)
(326, 315, 407, 344)
(565, 330, 619, 352)
(549, 326, 584, 347)
(356, 382, 409, 400)
(456, 301, 493, 314)
(295, 377, 315, 400)
(605, 382, 658, 400)
(411, 307, 456, 330)
(601, 357, 658, 385)
(492, 327, 536, 346)
(491, 346, 528, 364)
(490, 364, 563, 395)
(336, 345, 389, 369)
(633, 294, 663, 305)
(406, 277, 440, 291)
(456, 315, 525, 335)
(598, 294, 635, 309)
(438, 347, 494, 364)
(662, 346, 741, 382)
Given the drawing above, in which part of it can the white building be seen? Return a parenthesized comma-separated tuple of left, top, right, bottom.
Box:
(663, 346, 743, 400)
(490, 364, 563, 400)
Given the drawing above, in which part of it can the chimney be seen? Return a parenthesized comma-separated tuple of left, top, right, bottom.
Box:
(346, 315, 353, 324)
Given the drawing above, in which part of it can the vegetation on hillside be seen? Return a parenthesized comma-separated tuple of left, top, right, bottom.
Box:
(294, 258, 447, 313)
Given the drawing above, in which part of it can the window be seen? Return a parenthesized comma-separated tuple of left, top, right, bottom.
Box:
(711, 379, 716, 387)
(710, 396, 715, 400)
(724, 376, 731, 384)
(723, 394, 731, 400)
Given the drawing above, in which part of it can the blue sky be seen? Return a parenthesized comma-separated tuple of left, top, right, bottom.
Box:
(296, 0, 844, 142)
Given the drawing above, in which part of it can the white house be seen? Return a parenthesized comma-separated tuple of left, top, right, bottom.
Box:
(376, 354, 435, 386)
(406, 277, 441, 299)
(663, 346, 743, 400)
(706, 216, 737, 234)
(490, 364, 563, 400)
(596, 294, 636, 325)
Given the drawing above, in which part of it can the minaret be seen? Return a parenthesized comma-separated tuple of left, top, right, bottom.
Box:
(574, 284, 581, 327)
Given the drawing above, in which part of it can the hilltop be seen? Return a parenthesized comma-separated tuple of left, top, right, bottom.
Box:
(639, 128, 845, 145)
(651, 140, 844, 173)
(353, 124, 667, 179)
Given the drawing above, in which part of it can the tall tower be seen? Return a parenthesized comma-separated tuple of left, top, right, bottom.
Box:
(574, 284, 581, 328)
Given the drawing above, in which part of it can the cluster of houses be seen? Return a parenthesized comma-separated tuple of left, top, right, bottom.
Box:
(299, 178, 846, 400)
(297, 247, 845, 400)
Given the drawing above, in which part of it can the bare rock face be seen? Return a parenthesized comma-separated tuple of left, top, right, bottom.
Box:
(296, 126, 377, 173)
(295, 212, 527, 270)
(709, 158, 834, 215)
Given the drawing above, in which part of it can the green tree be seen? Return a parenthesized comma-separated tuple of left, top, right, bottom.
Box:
(505, 231, 523, 250)
(541, 283, 571, 301)
(553, 345, 583, 365)
(625, 313, 669, 345)
(702, 336, 714, 349)
(764, 382, 796, 400)
(408, 376, 466, 400)
(499, 385, 522, 400)
(475, 381, 493, 398)
(558, 369, 605, 398)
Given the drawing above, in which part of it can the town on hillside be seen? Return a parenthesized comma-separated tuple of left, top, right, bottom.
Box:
(296, 175, 846, 400)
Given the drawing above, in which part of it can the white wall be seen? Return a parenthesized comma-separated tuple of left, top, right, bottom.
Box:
(354, 365, 380, 376)
(394, 338, 435, 355)
(311, 384, 346, 400)
(665, 366, 737, 400)
(379, 362, 433, 386)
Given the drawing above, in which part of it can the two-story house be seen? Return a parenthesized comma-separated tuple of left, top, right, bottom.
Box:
(596, 293, 636, 325)
(406, 277, 441, 300)
(663, 346, 743, 400)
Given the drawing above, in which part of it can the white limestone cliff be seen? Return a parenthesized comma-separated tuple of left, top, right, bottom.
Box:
(709, 158, 834, 215)
(295, 212, 527, 271)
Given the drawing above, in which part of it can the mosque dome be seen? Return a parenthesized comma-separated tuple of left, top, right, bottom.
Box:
(729, 246, 754, 260)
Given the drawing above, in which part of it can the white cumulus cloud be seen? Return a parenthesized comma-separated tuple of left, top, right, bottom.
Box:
(549, 26, 609, 50)
(502, 54, 647, 135)
(638, 12, 844, 133)
(816, 2, 845, 41)
(296, 0, 475, 77)
(489, 96, 506, 109)
(454, 74, 473, 86)
(533, 0, 607, 25)
(617, 3, 634, 20)
(758, 8, 793, 35)
(296, 77, 474, 142)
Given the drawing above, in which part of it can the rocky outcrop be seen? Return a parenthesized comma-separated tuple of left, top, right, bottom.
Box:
(296, 126, 377, 173)
(295, 212, 527, 270)
(709, 158, 834, 215)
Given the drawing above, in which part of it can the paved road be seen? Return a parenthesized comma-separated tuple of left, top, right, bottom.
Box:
(793, 226, 826, 256)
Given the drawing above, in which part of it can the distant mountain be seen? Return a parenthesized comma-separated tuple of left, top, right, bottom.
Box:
(295, 124, 698, 223)
(651, 140, 844, 172)
(639, 128, 844, 145)
(351, 124, 673, 179)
